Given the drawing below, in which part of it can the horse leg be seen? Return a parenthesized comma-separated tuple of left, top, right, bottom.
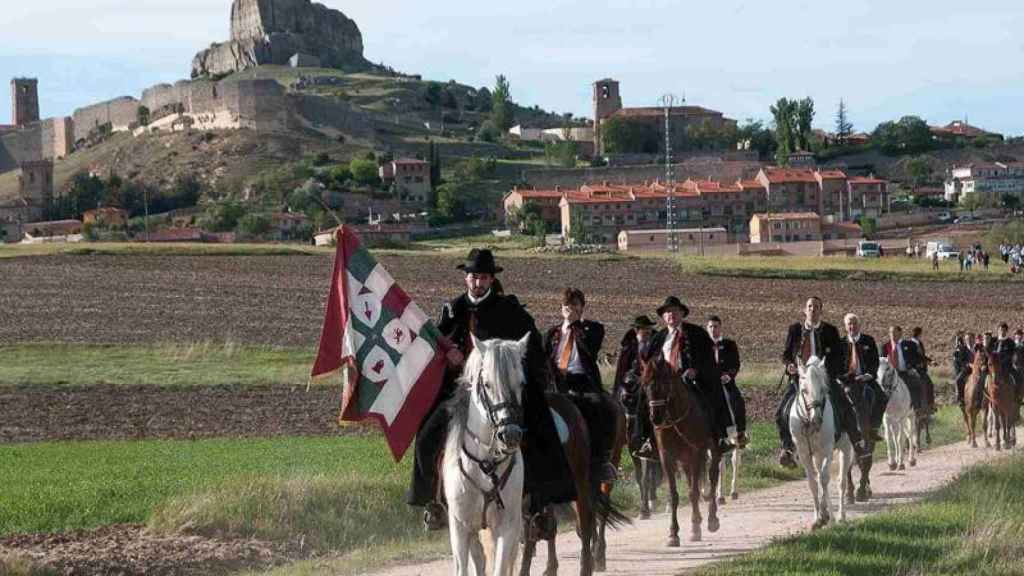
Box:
(730, 448, 740, 500)
(544, 535, 558, 576)
(715, 457, 726, 504)
(634, 455, 650, 519)
(687, 453, 703, 542)
(838, 443, 851, 522)
(493, 519, 520, 576)
(884, 415, 897, 470)
(706, 450, 721, 533)
(449, 522, 473, 576)
(844, 467, 855, 505)
(817, 453, 832, 528)
(663, 456, 681, 547)
(576, 498, 595, 576)
(519, 533, 537, 576)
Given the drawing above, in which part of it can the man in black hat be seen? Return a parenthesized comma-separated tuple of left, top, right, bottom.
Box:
(543, 287, 617, 482)
(644, 296, 735, 453)
(614, 314, 658, 456)
(707, 315, 748, 448)
(406, 248, 574, 531)
(777, 297, 866, 468)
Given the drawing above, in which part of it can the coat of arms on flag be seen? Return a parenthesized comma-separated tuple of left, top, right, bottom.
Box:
(311, 226, 446, 461)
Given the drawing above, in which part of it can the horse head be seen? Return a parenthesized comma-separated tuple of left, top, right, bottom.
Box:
(464, 333, 529, 455)
(877, 359, 897, 395)
(797, 356, 828, 431)
(639, 358, 683, 429)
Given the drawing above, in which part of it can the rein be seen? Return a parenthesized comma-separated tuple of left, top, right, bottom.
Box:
(457, 366, 522, 529)
(648, 367, 698, 451)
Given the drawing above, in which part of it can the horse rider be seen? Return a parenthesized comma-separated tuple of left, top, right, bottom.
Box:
(841, 313, 885, 441)
(644, 296, 736, 454)
(706, 315, 749, 448)
(776, 296, 867, 469)
(406, 248, 574, 531)
(910, 326, 937, 414)
(952, 331, 973, 406)
(882, 326, 925, 412)
(991, 322, 1016, 370)
(613, 315, 658, 458)
(543, 287, 618, 483)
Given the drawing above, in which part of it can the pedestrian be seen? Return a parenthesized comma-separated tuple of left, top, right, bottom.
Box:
(932, 251, 939, 271)
(983, 252, 990, 271)
(958, 252, 965, 273)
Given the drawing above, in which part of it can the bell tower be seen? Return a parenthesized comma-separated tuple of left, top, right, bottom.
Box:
(592, 79, 622, 155)
(11, 78, 40, 126)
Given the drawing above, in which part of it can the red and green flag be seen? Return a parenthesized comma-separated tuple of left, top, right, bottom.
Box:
(312, 227, 446, 461)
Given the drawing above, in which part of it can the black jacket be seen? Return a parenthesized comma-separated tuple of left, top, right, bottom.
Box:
(437, 290, 573, 501)
(543, 319, 605, 393)
(645, 323, 722, 393)
(614, 329, 654, 399)
(782, 321, 844, 381)
(842, 333, 880, 381)
(882, 339, 924, 372)
(712, 338, 741, 382)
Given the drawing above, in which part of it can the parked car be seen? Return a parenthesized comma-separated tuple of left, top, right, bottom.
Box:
(954, 214, 975, 224)
(856, 240, 881, 258)
(926, 240, 959, 260)
(938, 211, 953, 223)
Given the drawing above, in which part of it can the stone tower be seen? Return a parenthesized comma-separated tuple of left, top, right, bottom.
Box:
(11, 78, 40, 126)
(17, 160, 53, 215)
(592, 79, 622, 155)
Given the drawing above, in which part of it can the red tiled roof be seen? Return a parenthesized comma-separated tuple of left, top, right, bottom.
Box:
(847, 176, 887, 185)
(751, 212, 819, 221)
(515, 189, 565, 199)
(143, 228, 204, 242)
(610, 105, 723, 119)
(762, 168, 818, 183)
(737, 179, 765, 190)
(393, 158, 428, 165)
(816, 170, 847, 180)
(24, 219, 83, 236)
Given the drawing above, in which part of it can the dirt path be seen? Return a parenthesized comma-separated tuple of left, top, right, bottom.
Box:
(367, 437, 1016, 576)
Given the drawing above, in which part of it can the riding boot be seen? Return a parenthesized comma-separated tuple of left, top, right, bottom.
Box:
(776, 382, 797, 452)
(406, 401, 451, 507)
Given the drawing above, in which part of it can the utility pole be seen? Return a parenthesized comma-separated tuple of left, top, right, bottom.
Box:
(661, 94, 683, 252)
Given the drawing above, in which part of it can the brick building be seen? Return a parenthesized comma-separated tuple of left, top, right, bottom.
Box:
(592, 78, 736, 156)
(379, 158, 432, 205)
(618, 227, 728, 251)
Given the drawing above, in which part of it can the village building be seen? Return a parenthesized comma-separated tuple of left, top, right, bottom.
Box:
(617, 227, 728, 251)
(944, 162, 1024, 204)
(83, 207, 129, 228)
(379, 158, 432, 205)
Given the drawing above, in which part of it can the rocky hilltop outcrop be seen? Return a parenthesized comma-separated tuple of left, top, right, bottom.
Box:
(192, 0, 370, 78)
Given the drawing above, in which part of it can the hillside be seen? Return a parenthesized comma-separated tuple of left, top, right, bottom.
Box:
(824, 141, 1024, 187)
(1, 66, 566, 204)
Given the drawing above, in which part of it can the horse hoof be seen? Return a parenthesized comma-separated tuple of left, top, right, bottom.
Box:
(888, 462, 897, 471)
(846, 494, 856, 505)
(909, 459, 917, 467)
(856, 491, 869, 503)
(667, 536, 680, 548)
(708, 517, 720, 533)
(689, 530, 702, 543)
(898, 463, 905, 471)
(731, 492, 739, 500)
(595, 559, 606, 573)
(639, 509, 651, 520)
(718, 496, 726, 505)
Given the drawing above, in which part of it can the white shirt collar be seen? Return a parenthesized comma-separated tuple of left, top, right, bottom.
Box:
(804, 320, 821, 330)
(467, 289, 491, 305)
(848, 333, 861, 343)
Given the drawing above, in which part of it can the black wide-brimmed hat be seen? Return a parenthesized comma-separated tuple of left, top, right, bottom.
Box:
(632, 315, 657, 329)
(457, 248, 503, 274)
(656, 296, 690, 318)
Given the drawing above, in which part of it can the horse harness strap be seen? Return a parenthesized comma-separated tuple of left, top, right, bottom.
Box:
(458, 444, 516, 530)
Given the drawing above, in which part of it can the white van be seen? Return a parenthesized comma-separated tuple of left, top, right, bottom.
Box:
(926, 240, 959, 260)
(856, 240, 881, 258)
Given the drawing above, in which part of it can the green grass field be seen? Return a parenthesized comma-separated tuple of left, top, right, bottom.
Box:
(695, 454, 1024, 576)
(675, 255, 1015, 283)
(0, 343, 316, 388)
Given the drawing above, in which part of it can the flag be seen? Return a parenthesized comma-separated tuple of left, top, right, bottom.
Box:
(311, 226, 446, 461)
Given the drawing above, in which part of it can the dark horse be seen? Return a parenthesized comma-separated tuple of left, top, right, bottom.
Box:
(519, 393, 630, 576)
(843, 379, 876, 503)
(641, 359, 722, 546)
(618, 376, 663, 519)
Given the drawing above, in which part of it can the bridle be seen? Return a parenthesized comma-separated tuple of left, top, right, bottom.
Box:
(458, 365, 523, 529)
(796, 368, 828, 432)
(645, 363, 696, 450)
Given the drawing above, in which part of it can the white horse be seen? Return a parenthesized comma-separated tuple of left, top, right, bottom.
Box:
(789, 357, 853, 530)
(878, 361, 918, 471)
(442, 334, 529, 576)
(704, 429, 745, 504)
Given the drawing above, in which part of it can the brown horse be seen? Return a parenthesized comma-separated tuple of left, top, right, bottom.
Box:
(963, 350, 990, 448)
(842, 379, 875, 503)
(986, 352, 1017, 450)
(641, 359, 722, 547)
(519, 393, 629, 576)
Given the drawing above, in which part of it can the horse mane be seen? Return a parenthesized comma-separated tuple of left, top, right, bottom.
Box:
(446, 339, 526, 455)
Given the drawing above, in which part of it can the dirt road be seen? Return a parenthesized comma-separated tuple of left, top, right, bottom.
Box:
(367, 438, 1015, 576)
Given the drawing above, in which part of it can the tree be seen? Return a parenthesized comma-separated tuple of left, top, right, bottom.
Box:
(440, 88, 458, 110)
(569, 206, 589, 245)
(423, 82, 442, 108)
(736, 119, 777, 159)
(834, 99, 853, 146)
(906, 156, 933, 191)
(601, 117, 659, 154)
(858, 217, 878, 239)
(510, 201, 544, 232)
(475, 87, 493, 113)
(794, 98, 815, 151)
(544, 141, 577, 168)
(137, 106, 150, 127)
(961, 192, 983, 215)
(872, 116, 933, 155)
(490, 75, 514, 134)
(349, 158, 379, 186)
(236, 213, 273, 238)
(770, 98, 796, 164)
(435, 182, 468, 220)
(1001, 194, 1021, 212)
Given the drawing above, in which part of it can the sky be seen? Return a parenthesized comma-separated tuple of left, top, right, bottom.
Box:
(2, 0, 1023, 135)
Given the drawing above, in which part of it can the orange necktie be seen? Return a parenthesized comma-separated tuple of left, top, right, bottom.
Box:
(888, 343, 898, 368)
(669, 331, 682, 371)
(801, 331, 813, 362)
(849, 341, 859, 375)
(465, 311, 478, 355)
(558, 328, 575, 371)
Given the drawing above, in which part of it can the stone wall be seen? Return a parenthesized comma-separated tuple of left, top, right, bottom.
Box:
(72, 97, 139, 142)
(294, 93, 373, 138)
(235, 79, 287, 130)
(142, 82, 189, 112)
(0, 127, 43, 173)
(521, 159, 764, 189)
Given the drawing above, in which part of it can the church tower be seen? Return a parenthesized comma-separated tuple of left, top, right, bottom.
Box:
(11, 78, 40, 126)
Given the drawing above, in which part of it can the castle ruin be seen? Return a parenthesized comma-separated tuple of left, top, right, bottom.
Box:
(192, 0, 370, 78)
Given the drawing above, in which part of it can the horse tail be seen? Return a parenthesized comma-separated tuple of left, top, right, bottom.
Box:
(592, 489, 631, 530)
